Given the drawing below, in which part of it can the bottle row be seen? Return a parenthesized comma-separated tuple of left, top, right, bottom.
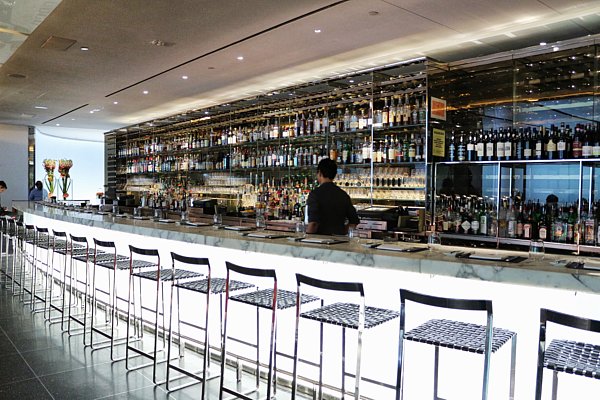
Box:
(447, 122, 600, 162)
(116, 94, 427, 158)
(435, 194, 600, 246)
(121, 134, 427, 174)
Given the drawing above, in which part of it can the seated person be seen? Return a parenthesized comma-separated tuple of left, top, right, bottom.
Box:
(28, 181, 47, 201)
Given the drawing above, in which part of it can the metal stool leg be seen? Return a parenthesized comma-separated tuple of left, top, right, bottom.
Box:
(509, 335, 517, 400)
(433, 346, 440, 400)
(551, 371, 558, 400)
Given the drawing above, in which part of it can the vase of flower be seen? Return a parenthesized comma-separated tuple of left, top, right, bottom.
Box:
(42, 159, 56, 200)
(58, 159, 73, 201)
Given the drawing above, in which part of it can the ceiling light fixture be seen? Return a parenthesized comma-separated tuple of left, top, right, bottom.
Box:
(55, 123, 60, 126)
(143, 90, 149, 94)
(314, 29, 321, 33)
(553, 46, 560, 52)
(368, 10, 379, 16)
(182, 75, 188, 80)
(34, 106, 48, 109)
(237, 56, 244, 61)
(539, 42, 547, 46)
(113, 101, 118, 105)
(80, 46, 89, 51)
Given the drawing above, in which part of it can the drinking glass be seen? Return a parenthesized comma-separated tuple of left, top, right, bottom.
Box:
(427, 231, 441, 251)
(295, 220, 306, 238)
(348, 226, 359, 243)
(213, 213, 223, 227)
(529, 239, 545, 260)
(256, 215, 267, 231)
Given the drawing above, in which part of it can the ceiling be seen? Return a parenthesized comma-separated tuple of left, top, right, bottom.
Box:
(1, 0, 600, 132)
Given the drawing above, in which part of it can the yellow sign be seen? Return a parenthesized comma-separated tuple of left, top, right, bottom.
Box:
(432, 128, 445, 157)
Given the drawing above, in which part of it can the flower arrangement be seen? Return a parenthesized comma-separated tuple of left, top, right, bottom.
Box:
(58, 159, 73, 199)
(96, 192, 104, 199)
(42, 159, 56, 198)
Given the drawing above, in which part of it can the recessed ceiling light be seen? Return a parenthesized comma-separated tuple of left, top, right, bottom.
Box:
(55, 123, 60, 126)
(553, 46, 560, 52)
(349, 79, 355, 83)
(204, 111, 209, 114)
(314, 29, 321, 33)
(71, 118, 75, 121)
(89, 111, 94, 114)
(539, 42, 547, 46)
(208, 66, 215, 70)
(237, 56, 244, 61)
(34, 106, 48, 109)
(80, 46, 89, 51)
(143, 90, 149, 94)
(113, 101, 118, 105)
(181, 75, 188, 80)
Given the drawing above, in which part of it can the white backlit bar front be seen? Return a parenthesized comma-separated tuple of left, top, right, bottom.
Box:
(16, 201, 600, 399)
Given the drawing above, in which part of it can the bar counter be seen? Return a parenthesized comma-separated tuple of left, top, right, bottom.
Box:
(14, 201, 600, 399)
(14, 202, 600, 294)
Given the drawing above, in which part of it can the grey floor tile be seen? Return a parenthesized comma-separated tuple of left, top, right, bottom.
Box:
(0, 377, 53, 400)
(0, 353, 36, 386)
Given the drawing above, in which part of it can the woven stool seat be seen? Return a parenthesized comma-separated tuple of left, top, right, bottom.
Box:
(96, 258, 156, 270)
(72, 249, 105, 262)
(544, 339, 600, 379)
(301, 302, 399, 330)
(231, 288, 319, 310)
(92, 253, 127, 263)
(54, 243, 84, 255)
(133, 268, 203, 281)
(176, 277, 254, 294)
(405, 319, 516, 354)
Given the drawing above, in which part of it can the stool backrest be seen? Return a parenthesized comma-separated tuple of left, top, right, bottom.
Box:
(296, 273, 364, 296)
(171, 252, 210, 282)
(535, 308, 600, 399)
(70, 234, 88, 244)
(93, 238, 117, 268)
(36, 227, 48, 233)
(128, 245, 160, 275)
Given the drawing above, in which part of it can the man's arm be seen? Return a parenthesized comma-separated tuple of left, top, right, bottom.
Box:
(344, 196, 360, 233)
(305, 191, 319, 234)
(306, 221, 319, 234)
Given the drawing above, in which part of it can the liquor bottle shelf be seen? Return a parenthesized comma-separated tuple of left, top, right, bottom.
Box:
(437, 157, 600, 165)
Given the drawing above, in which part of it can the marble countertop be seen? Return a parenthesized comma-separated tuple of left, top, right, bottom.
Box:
(14, 201, 600, 294)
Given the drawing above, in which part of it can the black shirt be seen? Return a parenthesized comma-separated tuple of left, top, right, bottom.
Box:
(307, 182, 360, 235)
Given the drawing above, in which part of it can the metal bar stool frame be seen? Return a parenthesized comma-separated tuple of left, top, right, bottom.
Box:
(28, 226, 51, 313)
(45, 230, 69, 324)
(17, 223, 36, 301)
(219, 261, 278, 400)
(67, 234, 93, 341)
(166, 252, 211, 396)
(397, 289, 517, 400)
(292, 274, 377, 400)
(535, 308, 600, 400)
(89, 238, 130, 359)
(124, 245, 166, 383)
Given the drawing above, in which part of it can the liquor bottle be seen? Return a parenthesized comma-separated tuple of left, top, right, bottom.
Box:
(515, 128, 523, 160)
(476, 131, 485, 161)
(582, 125, 593, 159)
(448, 132, 456, 162)
(313, 110, 321, 135)
(485, 132, 495, 161)
(516, 204, 524, 238)
(507, 204, 517, 238)
(387, 135, 396, 163)
(523, 204, 533, 240)
(495, 130, 504, 161)
(584, 205, 596, 245)
(546, 127, 557, 160)
(535, 128, 544, 160)
(418, 96, 427, 124)
(382, 97, 390, 128)
(457, 134, 466, 162)
(566, 205, 576, 244)
(592, 124, 600, 158)
(350, 109, 359, 131)
(343, 108, 351, 132)
(322, 108, 329, 134)
(557, 125, 567, 159)
(572, 125, 582, 158)
(471, 199, 480, 235)
(538, 205, 548, 241)
(358, 108, 367, 130)
(408, 135, 417, 162)
(523, 128, 533, 160)
(466, 132, 476, 161)
(479, 199, 488, 236)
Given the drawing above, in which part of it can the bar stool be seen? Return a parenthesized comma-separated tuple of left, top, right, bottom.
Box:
(292, 274, 400, 400)
(535, 308, 600, 399)
(126, 245, 187, 384)
(67, 234, 95, 340)
(167, 257, 254, 396)
(28, 226, 52, 312)
(0, 216, 11, 284)
(220, 261, 283, 400)
(89, 239, 131, 359)
(7, 220, 24, 295)
(45, 230, 69, 323)
(397, 289, 517, 400)
(18, 224, 36, 301)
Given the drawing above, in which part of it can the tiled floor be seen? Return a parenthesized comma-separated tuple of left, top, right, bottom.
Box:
(0, 258, 298, 400)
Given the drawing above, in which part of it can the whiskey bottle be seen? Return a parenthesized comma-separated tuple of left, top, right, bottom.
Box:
(466, 132, 476, 161)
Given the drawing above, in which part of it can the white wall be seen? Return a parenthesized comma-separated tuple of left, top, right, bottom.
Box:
(0, 124, 28, 208)
(35, 126, 105, 202)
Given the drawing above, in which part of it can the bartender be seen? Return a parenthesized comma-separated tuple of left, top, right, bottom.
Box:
(0, 181, 6, 215)
(306, 158, 360, 235)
